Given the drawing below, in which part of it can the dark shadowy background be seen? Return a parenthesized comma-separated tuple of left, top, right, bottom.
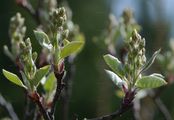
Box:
(0, 0, 174, 119)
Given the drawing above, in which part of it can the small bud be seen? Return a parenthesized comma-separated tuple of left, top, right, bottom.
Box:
(3, 45, 9, 52)
(28, 91, 40, 102)
(59, 17, 65, 25)
(58, 60, 64, 74)
(59, 7, 66, 16)
(122, 8, 133, 24)
(132, 29, 141, 41)
(25, 38, 31, 47)
(122, 84, 128, 93)
(21, 26, 26, 35)
(62, 29, 69, 39)
(9, 12, 26, 42)
(50, 7, 67, 29)
(32, 52, 38, 62)
(142, 55, 146, 63)
(19, 42, 26, 50)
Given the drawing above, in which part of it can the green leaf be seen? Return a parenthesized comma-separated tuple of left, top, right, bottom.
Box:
(75, 33, 85, 42)
(34, 30, 52, 50)
(32, 52, 38, 62)
(150, 73, 164, 78)
(20, 71, 31, 90)
(135, 74, 167, 89)
(63, 39, 70, 45)
(43, 72, 56, 92)
(60, 41, 84, 59)
(103, 54, 123, 77)
(105, 70, 126, 89)
(2, 69, 27, 89)
(31, 65, 50, 87)
(140, 49, 161, 73)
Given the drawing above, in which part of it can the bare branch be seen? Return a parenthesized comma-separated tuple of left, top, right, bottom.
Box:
(87, 104, 133, 120)
(0, 94, 19, 120)
(155, 97, 173, 120)
(87, 90, 136, 120)
(16, 0, 41, 24)
(28, 92, 51, 120)
(49, 70, 65, 119)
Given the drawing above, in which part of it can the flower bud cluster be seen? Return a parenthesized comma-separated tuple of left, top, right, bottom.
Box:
(126, 30, 146, 73)
(19, 38, 37, 79)
(49, 7, 69, 45)
(62, 29, 69, 40)
(120, 9, 140, 41)
(50, 7, 67, 29)
(9, 12, 26, 42)
(4, 13, 26, 61)
(122, 9, 133, 25)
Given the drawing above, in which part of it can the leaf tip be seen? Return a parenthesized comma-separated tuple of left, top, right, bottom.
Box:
(2, 69, 8, 76)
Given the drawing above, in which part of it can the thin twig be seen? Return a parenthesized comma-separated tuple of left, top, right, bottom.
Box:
(23, 97, 30, 120)
(36, 100, 50, 120)
(0, 94, 19, 120)
(49, 70, 65, 119)
(133, 98, 141, 120)
(87, 89, 136, 120)
(155, 97, 173, 120)
(17, 0, 35, 15)
(149, 88, 173, 120)
(16, 0, 41, 24)
(28, 92, 51, 120)
(61, 57, 76, 120)
(33, 108, 38, 120)
(87, 104, 133, 120)
(133, 87, 172, 120)
(35, 0, 42, 24)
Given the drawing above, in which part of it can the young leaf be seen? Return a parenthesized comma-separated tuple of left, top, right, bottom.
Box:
(105, 70, 126, 89)
(20, 71, 31, 90)
(63, 39, 70, 45)
(43, 72, 56, 92)
(140, 49, 161, 73)
(34, 30, 52, 50)
(103, 54, 123, 77)
(60, 41, 84, 59)
(150, 73, 164, 79)
(135, 74, 167, 89)
(31, 65, 50, 87)
(2, 69, 27, 89)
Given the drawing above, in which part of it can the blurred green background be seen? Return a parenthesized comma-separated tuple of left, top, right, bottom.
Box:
(0, 0, 174, 120)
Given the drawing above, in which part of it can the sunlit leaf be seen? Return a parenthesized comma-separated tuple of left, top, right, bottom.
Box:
(75, 33, 85, 41)
(32, 52, 38, 62)
(63, 39, 70, 45)
(34, 30, 52, 50)
(2, 69, 27, 89)
(20, 71, 31, 89)
(43, 72, 56, 92)
(31, 65, 50, 87)
(103, 54, 123, 77)
(105, 70, 126, 89)
(150, 73, 164, 78)
(135, 74, 167, 89)
(60, 41, 84, 59)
